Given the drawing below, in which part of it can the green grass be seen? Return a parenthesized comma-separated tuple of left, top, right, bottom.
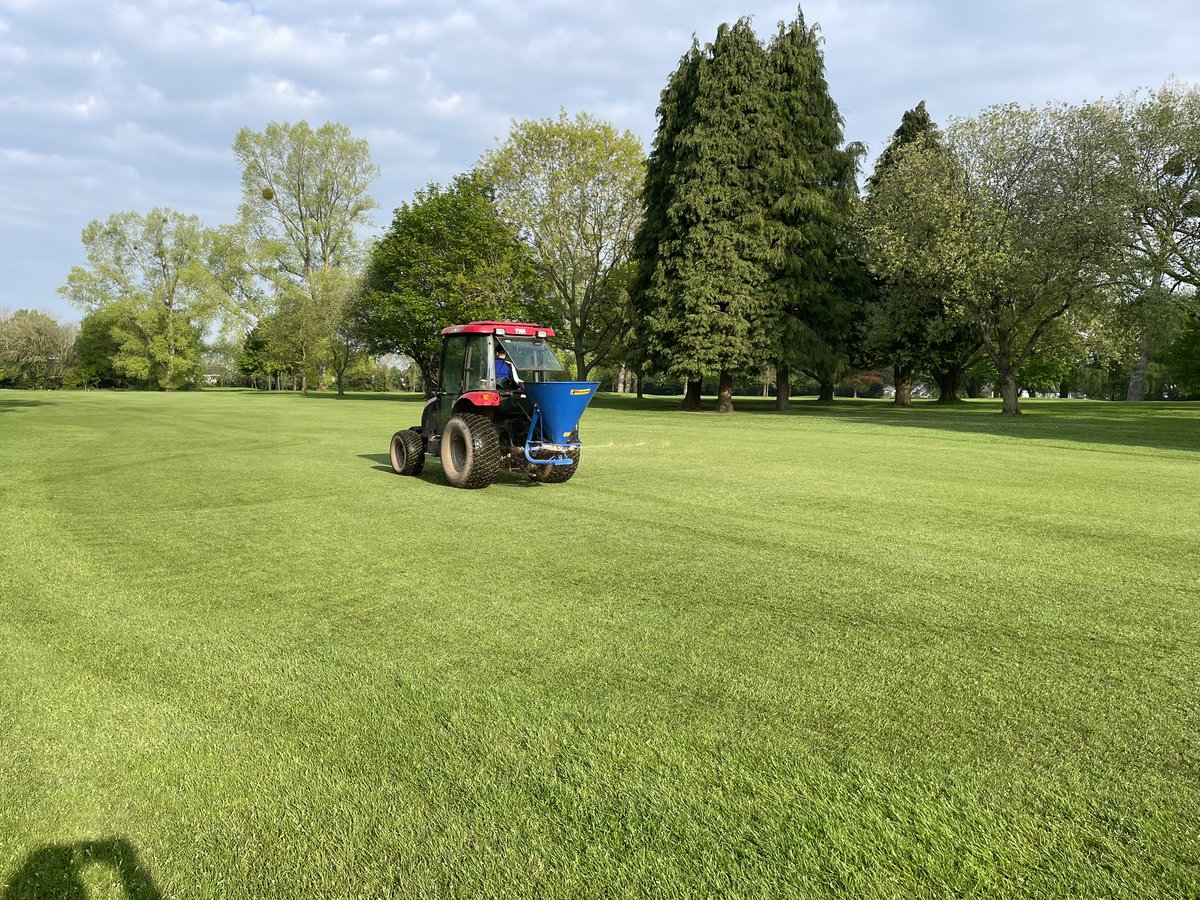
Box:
(1, 389, 1198, 898)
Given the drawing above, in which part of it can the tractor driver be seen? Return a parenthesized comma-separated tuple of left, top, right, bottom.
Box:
(495, 343, 521, 388)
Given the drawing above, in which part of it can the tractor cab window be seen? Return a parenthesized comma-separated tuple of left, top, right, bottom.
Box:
(464, 335, 490, 389)
(441, 335, 466, 394)
(499, 337, 567, 382)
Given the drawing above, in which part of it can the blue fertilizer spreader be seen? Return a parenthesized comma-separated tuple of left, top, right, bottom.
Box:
(522, 380, 600, 466)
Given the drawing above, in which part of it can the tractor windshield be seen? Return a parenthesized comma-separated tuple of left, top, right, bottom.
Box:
(499, 337, 568, 380)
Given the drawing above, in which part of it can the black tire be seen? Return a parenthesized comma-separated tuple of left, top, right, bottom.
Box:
(440, 413, 500, 489)
(530, 430, 580, 484)
(390, 430, 425, 476)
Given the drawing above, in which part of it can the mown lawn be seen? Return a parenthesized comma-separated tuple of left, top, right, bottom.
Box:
(1, 389, 1198, 898)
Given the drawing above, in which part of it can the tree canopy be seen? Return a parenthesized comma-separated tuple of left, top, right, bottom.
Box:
(352, 174, 539, 392)
(58, 208, 213, 390)
(479, 110, 644, 380)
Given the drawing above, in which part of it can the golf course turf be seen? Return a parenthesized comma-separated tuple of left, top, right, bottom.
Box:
(1, 389, 1197, 898)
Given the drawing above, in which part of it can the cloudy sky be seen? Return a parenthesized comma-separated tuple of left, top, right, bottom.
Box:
(3, 0, 1199, 323)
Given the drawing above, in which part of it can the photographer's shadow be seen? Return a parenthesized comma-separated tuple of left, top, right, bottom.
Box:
(3, 837, 162, 900)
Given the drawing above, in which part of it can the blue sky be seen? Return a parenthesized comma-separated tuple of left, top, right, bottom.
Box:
(2, 0, 1199, 323)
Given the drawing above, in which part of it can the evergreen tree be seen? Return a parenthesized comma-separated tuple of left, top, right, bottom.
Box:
(763, 12, 865, 410)
(633, 10, 864, 412)
(866, 101, 937, 195)
(639, 19, 775, 412)
(629, 40, 703, 402)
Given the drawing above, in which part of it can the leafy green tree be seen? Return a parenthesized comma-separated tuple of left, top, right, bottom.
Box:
(637, 19, 775, 412)
(237, 325, 277, 389)
(864, 103, 1123, 415)
(72, 305, 137, 388)
(232, 120, 378, 394)
(479, 110, 644, 380)
(0, 310, 76, 388)
(1106, 81, 1200, 400)
(791, 320, 849, 402)
(59, 208, 212, 389)
(329, 289, 364, 397)
(863, 103, 974, 406)
(352, 174, 538, 392)
(202, 222, 274, 335)
(1166, 311, 1200, 395)
(867, 101, 938, 194)
(233, 121, 378, 279)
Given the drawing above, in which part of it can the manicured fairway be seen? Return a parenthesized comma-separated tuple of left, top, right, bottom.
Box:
(1, 389, 1198, 898)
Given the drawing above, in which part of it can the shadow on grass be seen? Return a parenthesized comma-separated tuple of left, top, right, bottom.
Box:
(357, 453, 540, 488)
(598, 394, 1200, 454)
(0, 398, 56, 413)
(298, 390, 426, 404)
(2, 837, 163, 899)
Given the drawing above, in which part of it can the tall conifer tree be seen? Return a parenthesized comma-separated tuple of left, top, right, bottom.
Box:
(639, 19, 774, 411)
(763, 12, 864, 409)
(633, 8, 862, 411)
(629, 41, 703, 402)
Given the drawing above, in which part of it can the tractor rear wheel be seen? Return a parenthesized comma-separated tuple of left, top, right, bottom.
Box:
(390, 430, 425, 476)
(530, 430, 580, 484)
(440, 413, 500, 489)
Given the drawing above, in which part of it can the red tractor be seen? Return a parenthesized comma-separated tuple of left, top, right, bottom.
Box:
(389, 321, 600, 489)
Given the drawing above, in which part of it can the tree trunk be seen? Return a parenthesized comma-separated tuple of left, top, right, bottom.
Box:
(716, 370, 734, 413)
(893, 364, 912, 407)
(302, 370, 308, 397)
(1126, 326, 1151, 402)
(1000, 367, 1021, 415)
(574, 336, 588, 382)
(636, 370, 644, 400)
(1058, 382, 1069, 399)
(775, 365, 791, 411)
(682, 378, 702, 411)
(817, 379, 834, 403)
(934, 368, 962, 404)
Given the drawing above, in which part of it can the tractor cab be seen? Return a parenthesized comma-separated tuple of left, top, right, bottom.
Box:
(388, 321, 600, 489)
(429, 324, 569, 437)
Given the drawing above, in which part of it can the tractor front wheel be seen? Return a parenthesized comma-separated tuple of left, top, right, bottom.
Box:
(390, 430, 425, 476)
(440, 413, 500, 489)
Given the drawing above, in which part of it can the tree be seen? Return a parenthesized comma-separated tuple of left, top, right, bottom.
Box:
(72, 305, 139, 388)
(1166, 311, 1200, 396)
(863, 103, 970, 407)
(864, 103, 1123, 415)
(764, 12, 865, 411)
(352, 174, 538, 392)
(1107, 81, 1200, 400)
(232, 121, 378, 394)
(867, 101, 938, 194)
(630, 39, 704, 405)
(479, 110, 644, 381)
(0, 310, 76, 388)
(59, 208, 212, 389)
(636, 19, 776, 412)
(202, 222, 274, 335)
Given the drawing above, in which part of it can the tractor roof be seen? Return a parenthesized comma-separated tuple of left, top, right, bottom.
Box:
(442, 321, 556, 338)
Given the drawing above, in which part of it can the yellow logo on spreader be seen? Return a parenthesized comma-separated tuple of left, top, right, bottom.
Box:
(570, 388, 591, 395)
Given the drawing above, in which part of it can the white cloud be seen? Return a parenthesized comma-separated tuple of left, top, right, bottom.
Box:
(3, 0, 1200, 321)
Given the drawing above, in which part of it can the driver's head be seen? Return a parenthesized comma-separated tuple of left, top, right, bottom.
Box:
(495, 345, 507, 359)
